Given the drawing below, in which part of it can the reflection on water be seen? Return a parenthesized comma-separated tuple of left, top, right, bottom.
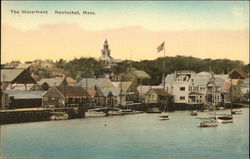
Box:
(1, 108, 249, 159)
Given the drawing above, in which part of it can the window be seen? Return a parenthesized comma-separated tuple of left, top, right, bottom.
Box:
(72, 98, 75, 102)
(180, 96, 185, 100)
(51, 97, 55, 101)
(180, 87, 185, 91)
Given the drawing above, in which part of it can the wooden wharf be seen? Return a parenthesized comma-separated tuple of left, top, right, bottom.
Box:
(0, 107, 85, 125)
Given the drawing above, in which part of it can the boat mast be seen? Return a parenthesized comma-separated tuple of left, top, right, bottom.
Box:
(163, 42, 166, 112)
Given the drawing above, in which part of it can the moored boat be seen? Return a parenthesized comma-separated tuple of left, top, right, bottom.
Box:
(191, 110, 198, 116)
(85, 110, 106, 117)
(216, 115, 233, 123)
(108, 110, 124, 116)
(199, 119, 218, 127)
(50, 112, 68, 120)
(158, 112, 169, 120)
(120, 109, 144, 115)
(232, 109, 242, 115)
(146, 107, 161, 113)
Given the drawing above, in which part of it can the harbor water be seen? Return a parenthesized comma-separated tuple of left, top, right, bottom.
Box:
(0, 108, 249, 159)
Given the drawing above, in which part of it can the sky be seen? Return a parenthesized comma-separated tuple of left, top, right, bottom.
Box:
(1, 1, 249, 64)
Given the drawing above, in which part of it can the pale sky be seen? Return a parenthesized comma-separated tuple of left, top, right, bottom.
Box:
(1, 1, 249, 63)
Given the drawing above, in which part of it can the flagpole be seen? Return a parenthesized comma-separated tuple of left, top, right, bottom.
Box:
(163, 41, 166, 91)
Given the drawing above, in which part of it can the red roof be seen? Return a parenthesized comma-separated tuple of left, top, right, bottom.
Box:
(230, 68, 248, 79)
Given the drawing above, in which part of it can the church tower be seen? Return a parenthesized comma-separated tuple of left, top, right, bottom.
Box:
(101, 39, 111, 57)
(99, 39, 113, 68)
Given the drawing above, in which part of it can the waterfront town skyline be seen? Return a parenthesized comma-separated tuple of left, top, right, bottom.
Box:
(2, 1, 249, 64)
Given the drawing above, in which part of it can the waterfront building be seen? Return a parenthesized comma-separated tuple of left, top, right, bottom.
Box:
(5, 90, 43, 109)
(42, 86, 89, 108)
(101, 88, 119, 107)
(230, 79, 244, 103)
(137, 85, 163, 102)
(1, 68, 37, 90)
(112, 81, 135, 106)
(163, 71, 231, 108)
(144, 88, 173, 106)
(76, 77, 121, 107)
(87, 86, 105, 108)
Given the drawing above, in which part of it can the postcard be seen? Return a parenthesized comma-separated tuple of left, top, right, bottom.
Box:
(1, 1, 249, 159)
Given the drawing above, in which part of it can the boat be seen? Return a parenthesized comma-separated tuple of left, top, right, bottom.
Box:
(146, 107, 161, 113)
(50, 112, 68, 120)
(120, 109, 144, 115)
(216, 115, 233, 123)
(85, 110, 106, 117)
(158, 112, 169, 120)
(199, 119, 218, 127)
(191, 110, 198, 116)
(108, 110, 124, 116)
(232, 109, 242, 115)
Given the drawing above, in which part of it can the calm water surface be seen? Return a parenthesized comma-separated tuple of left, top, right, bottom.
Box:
(0, 108, 249, 159)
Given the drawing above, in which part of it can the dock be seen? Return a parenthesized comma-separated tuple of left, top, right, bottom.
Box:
(0, 107, 85, 125)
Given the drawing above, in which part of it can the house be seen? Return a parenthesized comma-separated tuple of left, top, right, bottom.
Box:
(76, 78, 122, 107)
(164, 71, 199, 105)
(5, 90, 43, 109)
(121, 67, 150, 86)
(87, 86, 105, 108)
(1, 68, 37, 90)
(163, 71, 231, 107)
(230, 79, 244, 103)
(120, 67, 150, 102)
(112, 81, 136, 106)
(101, 87, 121, 107)
(144, 88, 173, 107)
(48, 68, 64, 77)
(229, 68, 248, 79)
(137, 85, 163, 102)
(42, 86, 89, 108)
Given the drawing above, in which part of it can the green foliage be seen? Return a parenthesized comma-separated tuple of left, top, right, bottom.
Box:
(55, 56, 247, 84)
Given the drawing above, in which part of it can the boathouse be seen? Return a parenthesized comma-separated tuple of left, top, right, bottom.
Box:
(5, 90, 43, 109)
(42, 86, 90, 108)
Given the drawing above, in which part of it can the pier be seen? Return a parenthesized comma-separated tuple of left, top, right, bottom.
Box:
(0, 107, 85, 125)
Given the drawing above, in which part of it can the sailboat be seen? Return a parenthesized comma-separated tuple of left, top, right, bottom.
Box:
(158, 99, 169, 120)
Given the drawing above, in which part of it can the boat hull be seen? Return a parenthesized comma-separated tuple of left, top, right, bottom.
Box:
(200, 121, 218, 127)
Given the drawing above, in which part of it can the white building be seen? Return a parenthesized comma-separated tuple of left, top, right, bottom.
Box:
(163, 71, 230, 105)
